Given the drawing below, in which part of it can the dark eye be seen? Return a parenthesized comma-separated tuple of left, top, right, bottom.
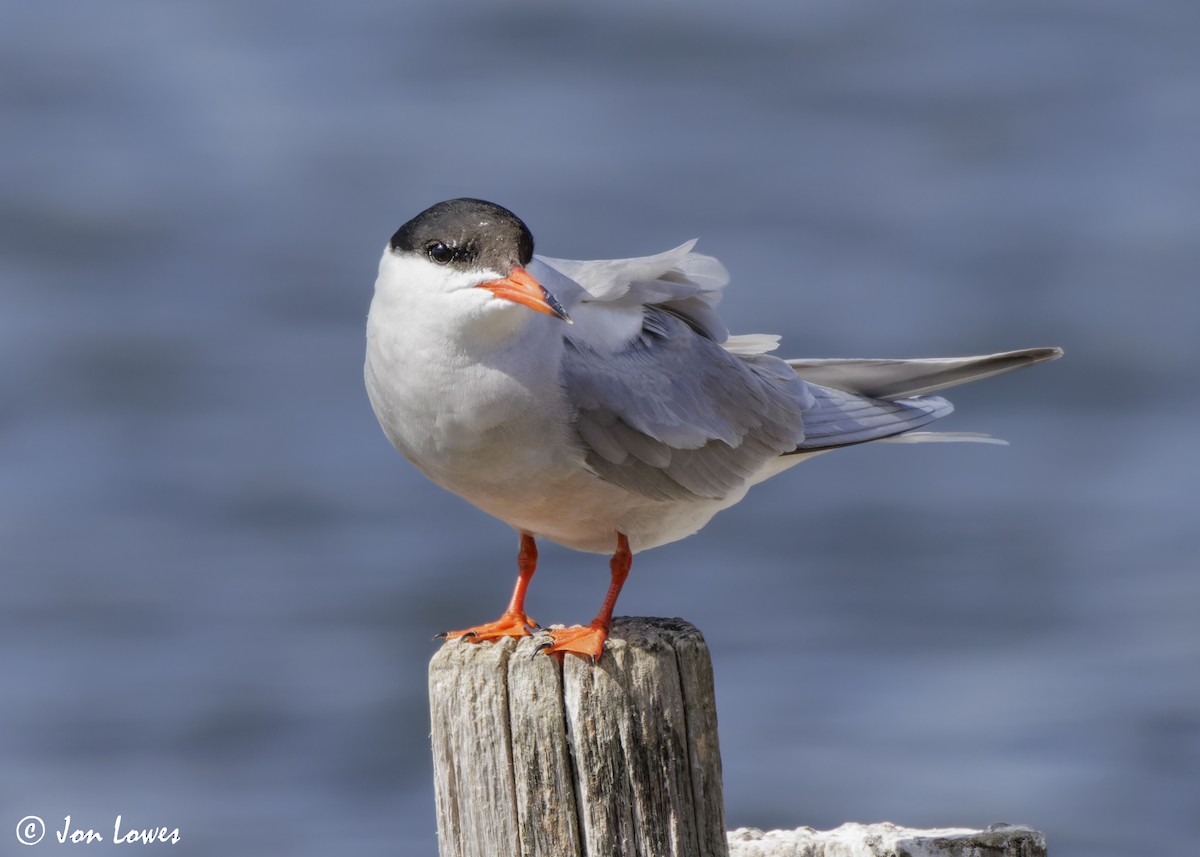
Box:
(427, 242, 454, 264)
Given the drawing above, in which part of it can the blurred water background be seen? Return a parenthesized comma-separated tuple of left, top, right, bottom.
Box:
(2, 1, 1197, 855)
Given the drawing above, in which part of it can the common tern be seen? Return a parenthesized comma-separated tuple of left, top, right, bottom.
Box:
(365, 198, 1061, 660)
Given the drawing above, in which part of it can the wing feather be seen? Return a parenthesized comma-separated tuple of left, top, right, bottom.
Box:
(539, 242, 731, 342)
(787, 348, 1062, 398)
(795, 386, 952, 450)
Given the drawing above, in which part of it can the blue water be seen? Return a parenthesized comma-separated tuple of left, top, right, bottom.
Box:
(3, 2, 1197, 855)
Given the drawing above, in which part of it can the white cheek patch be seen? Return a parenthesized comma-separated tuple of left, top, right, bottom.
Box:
(375, 251, 504, 298)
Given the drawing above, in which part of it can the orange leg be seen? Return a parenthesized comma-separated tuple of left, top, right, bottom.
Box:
(538, 532, 632, 663)
(441, 533, 539, 642)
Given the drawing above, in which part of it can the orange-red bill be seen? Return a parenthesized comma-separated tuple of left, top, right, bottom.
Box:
(477, 266, 572, 322)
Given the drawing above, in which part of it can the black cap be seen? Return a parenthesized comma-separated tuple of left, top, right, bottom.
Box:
(389, 198, 534, 271)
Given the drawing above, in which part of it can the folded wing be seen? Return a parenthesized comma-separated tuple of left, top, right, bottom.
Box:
(563, 308, 954, 502)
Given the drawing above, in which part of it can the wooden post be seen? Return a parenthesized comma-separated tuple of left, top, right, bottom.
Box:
(429, 616, 727, 857)
(429, 617, 1049, 857)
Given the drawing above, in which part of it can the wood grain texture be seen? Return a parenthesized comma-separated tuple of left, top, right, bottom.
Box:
(507, 640, 582, 857)
(429, 634, 521, 857)
(429, 617, 727, 857)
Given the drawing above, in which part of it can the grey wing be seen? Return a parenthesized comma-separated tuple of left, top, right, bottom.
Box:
(787, 347, 1063, 398)
(563, 308, 954, 502)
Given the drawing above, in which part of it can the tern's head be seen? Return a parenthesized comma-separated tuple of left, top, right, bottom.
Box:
(378, 198, 570, 323)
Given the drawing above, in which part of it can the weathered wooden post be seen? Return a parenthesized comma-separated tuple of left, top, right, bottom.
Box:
(429, 617, 726, 857)
(429, 616, 1048, 857)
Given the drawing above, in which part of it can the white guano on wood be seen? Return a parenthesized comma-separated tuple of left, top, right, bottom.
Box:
(727, 822, 1047, 857)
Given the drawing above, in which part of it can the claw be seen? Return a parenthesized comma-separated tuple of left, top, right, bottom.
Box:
(435, 630, 481, 640)
(440, 610, 535, 644)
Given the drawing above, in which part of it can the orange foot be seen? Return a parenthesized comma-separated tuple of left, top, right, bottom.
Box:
(439, 610, 537, 643)
(535, 622, 610, 663)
